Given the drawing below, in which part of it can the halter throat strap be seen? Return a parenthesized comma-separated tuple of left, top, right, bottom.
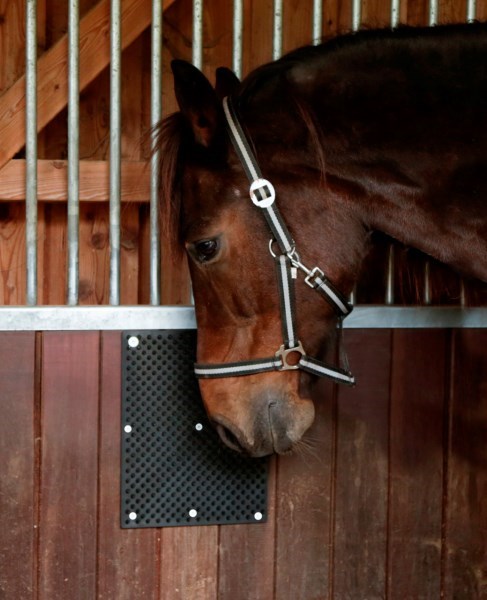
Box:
(194, 96, 354, 386)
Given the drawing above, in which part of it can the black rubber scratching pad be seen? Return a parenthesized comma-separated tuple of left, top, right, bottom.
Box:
(121, 330, 269, 528)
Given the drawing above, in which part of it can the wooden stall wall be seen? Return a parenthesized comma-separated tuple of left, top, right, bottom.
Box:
(0, 329, 486, 599)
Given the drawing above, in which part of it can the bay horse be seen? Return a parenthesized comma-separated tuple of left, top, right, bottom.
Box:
(159, 23, 487, 457)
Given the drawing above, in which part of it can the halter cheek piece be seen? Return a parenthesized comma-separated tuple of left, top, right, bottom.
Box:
(194, 97, 355, 386)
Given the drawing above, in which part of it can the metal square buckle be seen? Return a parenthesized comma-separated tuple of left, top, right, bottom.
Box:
(304, 266, 325, 288)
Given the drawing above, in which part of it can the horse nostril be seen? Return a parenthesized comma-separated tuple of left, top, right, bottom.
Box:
(214, 423, 246, 454)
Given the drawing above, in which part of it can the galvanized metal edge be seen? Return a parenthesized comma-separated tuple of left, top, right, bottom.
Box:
(0, 306, 485, 331)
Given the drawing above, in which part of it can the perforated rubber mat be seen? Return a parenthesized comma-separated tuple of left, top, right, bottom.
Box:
(121, 330, 268, 528)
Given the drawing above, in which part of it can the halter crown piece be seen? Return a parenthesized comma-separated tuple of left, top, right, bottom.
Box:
(194, 97, 355, 386)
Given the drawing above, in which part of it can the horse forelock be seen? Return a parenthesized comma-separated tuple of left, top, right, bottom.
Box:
(155, 112, 187, 256)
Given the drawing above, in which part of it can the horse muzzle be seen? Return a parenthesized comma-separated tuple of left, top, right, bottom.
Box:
(207, 387, 315, 457)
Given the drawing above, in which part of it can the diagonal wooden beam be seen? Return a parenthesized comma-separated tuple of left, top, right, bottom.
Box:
(0, 159, 150, 202)
(0, 0, 175, 172)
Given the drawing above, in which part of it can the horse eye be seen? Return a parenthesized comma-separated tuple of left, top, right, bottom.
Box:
(193, 238, 220, 262)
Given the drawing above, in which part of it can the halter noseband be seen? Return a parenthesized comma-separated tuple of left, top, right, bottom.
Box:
(194, 97, 355, 386)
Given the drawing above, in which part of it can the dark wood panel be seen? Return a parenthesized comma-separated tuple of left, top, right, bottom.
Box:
(218, 459, 277, 600)
(274, 377, 336, 600)
(332, 330, 391, 598)
(97, 332, 161, 599)
(38, 332, 100, 600)
(387, 330, 449, 598)
(443, 330, 487, 599)
(0, 332, 36, 598)
(160, 526, 219, 599)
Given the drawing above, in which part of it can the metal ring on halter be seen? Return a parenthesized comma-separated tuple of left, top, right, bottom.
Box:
(269, 238, 297, 259)
(275, 342, 306, 370)
(250, 178, 276, 208)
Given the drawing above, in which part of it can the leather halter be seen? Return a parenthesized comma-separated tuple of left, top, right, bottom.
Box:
(194, 97, 355, 386)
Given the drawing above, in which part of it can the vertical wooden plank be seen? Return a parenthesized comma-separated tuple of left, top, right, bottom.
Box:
(332, 330, 391, 598)
(243, 0, 274, 74)
(387, 330, 448, 598)
(439, 0, 468, 23)
(160, 526, 219, 600)
(0, 332, 36, 598)
(403, 0, 430, 25)
(79, 204, 110, 305)
(477, 0, 487, 20)
(361, 0, 393, 27)
(39, 203, 67, 304)
(443, 330, 487, 599)
(97, 332, 160, 599)
(274, 377, 335, 599)
(0, 203, 26, 304)
(218, 460, 276, 599)
(282, 0, 312, 53)
(38, 332, 100, 600)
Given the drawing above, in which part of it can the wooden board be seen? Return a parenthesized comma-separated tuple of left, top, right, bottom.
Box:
(38, 332, 100, 599)
(0, 332, 36, 598)
(387, 330, 448, 597)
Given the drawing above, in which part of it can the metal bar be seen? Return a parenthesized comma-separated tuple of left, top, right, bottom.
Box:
(150, 0, 162, 306)
(352, 0, 361, 31)
(109, 0, 122, 305)
(467, 0, 476, 22)
(192, 0, 203, 69)
(0, 306, 485, 331)
(312, 0, 323, 46)
(385, 244, 395, 305)
(25, 0, 38, 306)
(232, 0, 243, 78)
(67, 0, 80, 306)
(273, 0, 283, 60)
(391, 0, 400, 28)
(423, 260, 432, 305)
(460, 279, 467, 307)
(429, 0, 438, 25)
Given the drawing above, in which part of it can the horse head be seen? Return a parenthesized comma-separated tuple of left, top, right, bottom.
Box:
(160, 60, 368, 456)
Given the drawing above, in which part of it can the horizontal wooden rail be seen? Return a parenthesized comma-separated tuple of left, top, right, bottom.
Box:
(0, 159, 149, 202)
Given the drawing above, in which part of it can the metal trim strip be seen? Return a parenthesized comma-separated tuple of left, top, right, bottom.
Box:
(0, 306, 485, 331)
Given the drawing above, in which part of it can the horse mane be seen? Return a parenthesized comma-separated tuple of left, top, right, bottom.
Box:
(155, 111, 187, 257)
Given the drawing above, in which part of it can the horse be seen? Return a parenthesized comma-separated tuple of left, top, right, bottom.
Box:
(158, 23, 487, 457)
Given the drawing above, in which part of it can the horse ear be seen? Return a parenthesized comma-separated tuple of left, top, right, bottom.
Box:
(215, 67, 240, 100)
(171, 59, 222, 148)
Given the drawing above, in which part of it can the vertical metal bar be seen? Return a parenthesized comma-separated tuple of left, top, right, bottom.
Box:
(273, 0, 283, 60)
(26, 0, 38, 306)
(67, 0, 80, 306)
(429, 0, 438, 25)
(460, 279, 466, 307)
(467, 0, 476, 22)
(352, 0, 361, 31)
(232, 0, 243, 78)
(192, 0, 203, 69)
(385, 245, 395, 305)
(423, 260, 432, 305)
(109, 0, 121, 305)
(150, 0, 162, 306)
(391, 0, 400, 28)
(312, 0, 323, 46)
(423, 1, 438, 305)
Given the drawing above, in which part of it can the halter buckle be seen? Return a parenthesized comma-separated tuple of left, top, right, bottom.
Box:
(304, 266, 325, 288)
(250, 178, 276, 208)
(275, 342, 305, 370)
